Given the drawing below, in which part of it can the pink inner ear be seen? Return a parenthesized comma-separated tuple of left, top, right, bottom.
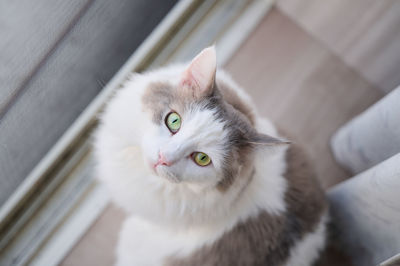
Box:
(181, 46, 217, 96)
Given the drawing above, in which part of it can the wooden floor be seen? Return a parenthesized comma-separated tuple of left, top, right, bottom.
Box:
(60, 7, 383, 266)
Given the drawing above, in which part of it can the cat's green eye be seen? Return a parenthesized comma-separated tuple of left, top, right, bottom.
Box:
(193, 152, 211, 166)
(166, 112, 181, 133)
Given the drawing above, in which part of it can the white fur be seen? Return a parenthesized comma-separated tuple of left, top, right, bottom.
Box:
(94, 63, 316, 265)
(286, 213, 328, 266)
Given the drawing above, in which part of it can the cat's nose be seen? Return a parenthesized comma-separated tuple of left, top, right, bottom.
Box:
(158, 151, 173, 166)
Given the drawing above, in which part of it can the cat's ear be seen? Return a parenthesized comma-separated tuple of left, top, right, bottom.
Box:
(247, 133, 290, 146)
(180, 46, 217, 97)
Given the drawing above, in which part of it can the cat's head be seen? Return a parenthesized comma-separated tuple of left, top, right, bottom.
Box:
(140, 47, 286, 191)
(96, 47, 288, 225)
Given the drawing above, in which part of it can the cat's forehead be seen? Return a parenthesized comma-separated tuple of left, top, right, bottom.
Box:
(141, 81, 224, 124)
(141, 80, 254, 137)
(142, 81, 190, 123)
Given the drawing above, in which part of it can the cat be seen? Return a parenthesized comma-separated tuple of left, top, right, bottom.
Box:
(94, 46, 328, 266)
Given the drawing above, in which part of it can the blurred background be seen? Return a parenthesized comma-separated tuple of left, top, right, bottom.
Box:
(1, 0, 400, 265)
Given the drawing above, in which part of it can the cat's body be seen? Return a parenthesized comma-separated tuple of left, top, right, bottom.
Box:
(95, 47, 328, 266)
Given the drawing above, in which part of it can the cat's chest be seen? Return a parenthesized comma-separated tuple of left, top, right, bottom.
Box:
(116, 216, 216, 266)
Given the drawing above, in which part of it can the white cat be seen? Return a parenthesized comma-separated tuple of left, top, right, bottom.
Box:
(94, 47, 328, 266)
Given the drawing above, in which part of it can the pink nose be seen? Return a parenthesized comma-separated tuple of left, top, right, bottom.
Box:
(157, 151, 172, 166)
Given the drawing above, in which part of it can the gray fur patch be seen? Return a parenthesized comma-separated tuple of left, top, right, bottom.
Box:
(141, 82, 177, 123)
